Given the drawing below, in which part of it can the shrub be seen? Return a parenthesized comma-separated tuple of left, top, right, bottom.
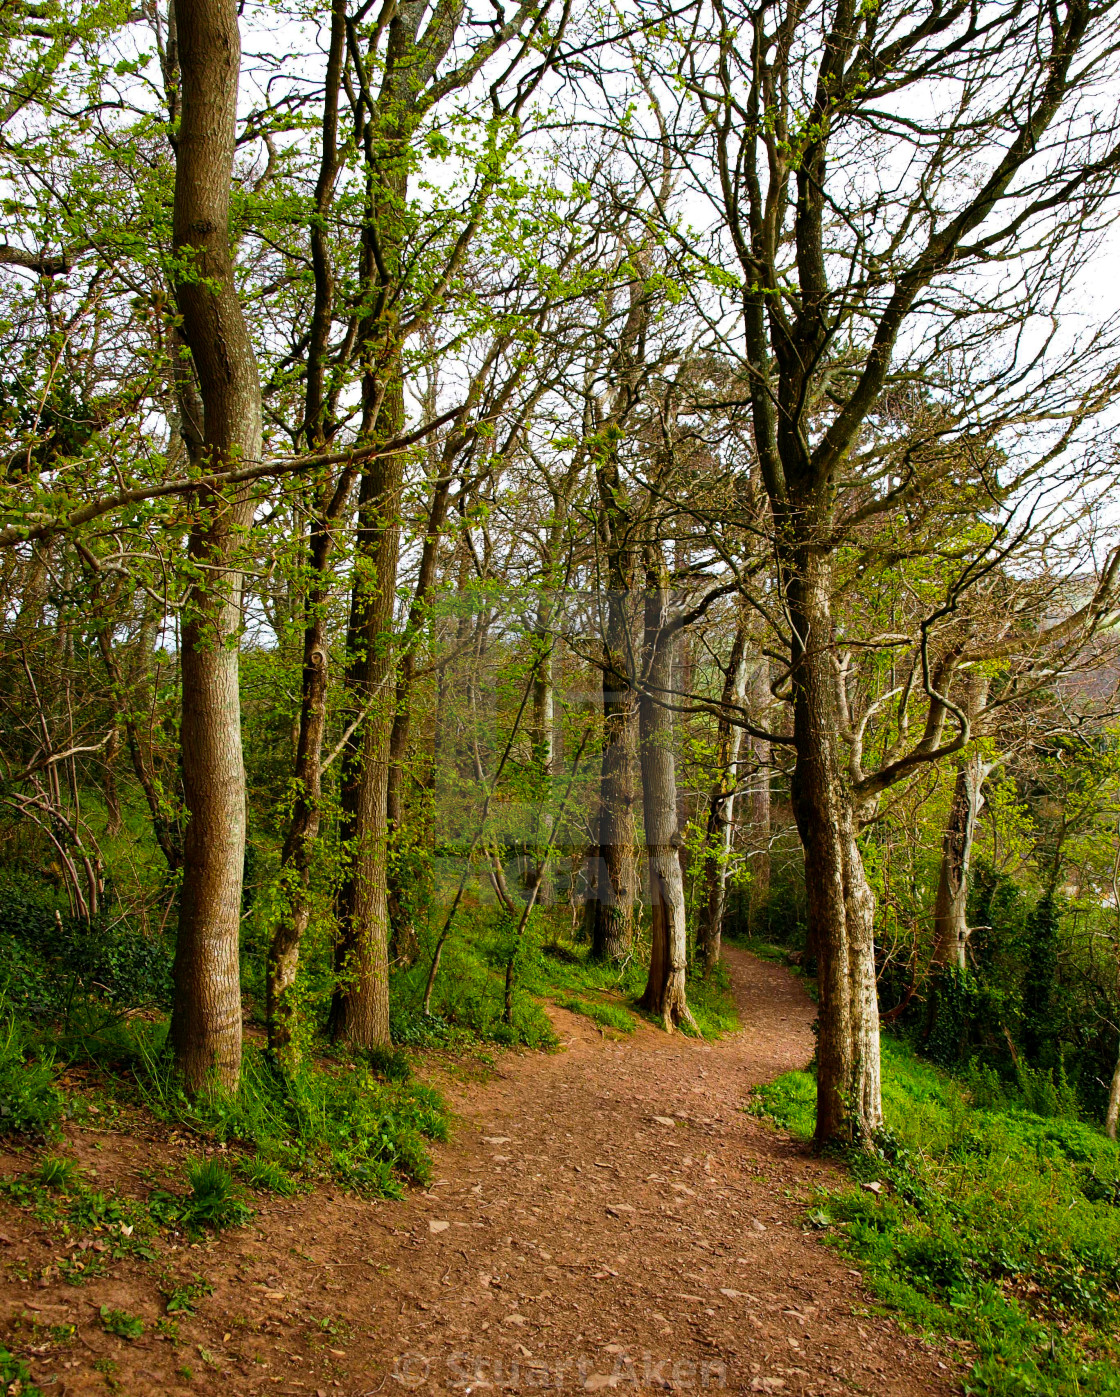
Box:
(182, 1160, 252, 1232)
(0, 1010, 62, 1137)
(0, 872, 172, 1019)
(38, 1156, 77, 1190)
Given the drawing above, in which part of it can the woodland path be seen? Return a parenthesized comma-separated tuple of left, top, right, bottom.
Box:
(1, 951, 960, 1396)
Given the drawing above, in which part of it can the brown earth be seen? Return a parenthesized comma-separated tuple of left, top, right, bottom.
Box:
(0, 948, 961, 1396)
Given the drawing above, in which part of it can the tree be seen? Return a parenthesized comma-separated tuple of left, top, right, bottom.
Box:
(167, 0, 262, 1093)
(621, 0, 1120, 1144)
(637, 543, 694, 1027)
(698, 608, 747, 973)
(327, 0, 569, 1049)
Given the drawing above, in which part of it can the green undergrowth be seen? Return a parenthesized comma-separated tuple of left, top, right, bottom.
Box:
(554, 993, 638, 1034)
(423, 905, 740, 1040)
(65, 1021, 448, 1197)
(0, 1008, 65, 1137)
(0, 1342, 40, 1397)
(751, 1038, 1120, 1396)
(390, 920, 559, 1051)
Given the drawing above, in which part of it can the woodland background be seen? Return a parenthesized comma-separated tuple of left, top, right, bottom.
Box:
(4, 0, 1120, 1386)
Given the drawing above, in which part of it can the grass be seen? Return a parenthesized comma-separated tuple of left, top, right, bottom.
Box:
(419, 904, 741, 1040)
(555, 993, 638, 1035)
(240, 1154, 298, 1195)
(750, 1037, 1120, 1396)
(180, 1159, 252, 1232)
(70, 1020, 449, 1198)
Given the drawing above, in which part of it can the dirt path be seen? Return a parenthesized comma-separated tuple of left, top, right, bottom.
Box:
(2, 951, 959, 1396)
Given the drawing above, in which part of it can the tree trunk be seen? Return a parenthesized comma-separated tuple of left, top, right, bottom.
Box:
(529, 613, 556, 906)
(266, 512, 334, 1072)
(588, 471, 637, 960)
(788, 552, 882, 1147)
(1106, 1047, 1120, 1141)
(588, 633, 638, 960)
(931, 674, 992, 972)
(638, 550, 692, 1029)
(168, 0, 262, 1094)
(699, 617, 748, 973)
(748, 654, 771, 932)
(266, 0, 347, 1071)
(385, 466, 455, 962)
(329, 383, 404, 1051)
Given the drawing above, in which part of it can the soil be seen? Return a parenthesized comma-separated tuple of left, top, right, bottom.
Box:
(0, 948, 962, 1396)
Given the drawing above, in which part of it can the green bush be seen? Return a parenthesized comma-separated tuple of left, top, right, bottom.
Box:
(0, 872, 172, 1019)
(0, 1009, 63, 1137)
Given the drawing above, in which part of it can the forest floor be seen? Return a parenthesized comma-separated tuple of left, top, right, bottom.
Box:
(0, 949, 962, 1397)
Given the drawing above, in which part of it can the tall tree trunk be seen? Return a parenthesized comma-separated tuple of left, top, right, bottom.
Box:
(265, 0, 347, 1071)
(638, 550, 692, 1029)
(528, 610, 556, 906)
(266, 503, 340, 1070)
(1107, 1048, 1120, 1141)
(587, 632, 637, 959)
(168, 0, 262, 1094)
(748, 654, 771, 932)
(931, 674, 992, 972)
(699, 617, 748, 973)
(329, 382, 404, 1051)
(588, 450, 637, 961)
(385, 465, 455, 962)
(788, 552, 882, 1146)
